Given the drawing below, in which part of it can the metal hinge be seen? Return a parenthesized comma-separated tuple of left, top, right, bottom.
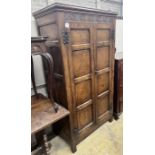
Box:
(62, 31, 70, 44)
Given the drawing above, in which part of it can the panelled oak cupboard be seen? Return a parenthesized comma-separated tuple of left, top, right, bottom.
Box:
(33, 3, 116, 145)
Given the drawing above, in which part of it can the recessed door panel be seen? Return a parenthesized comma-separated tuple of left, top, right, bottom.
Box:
(75, 80, 92, 106)
(77, 105, 93, 130)
(97, 29, 110, 42)
(72, 49, 91, 78)
(96, 46, 110, 70)
(71, 29, 90, 44)
(97, 94, 109, 118)
(97, 72, 109, 95)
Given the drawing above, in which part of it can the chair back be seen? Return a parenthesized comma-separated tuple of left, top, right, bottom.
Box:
(31, 52, 58, 112)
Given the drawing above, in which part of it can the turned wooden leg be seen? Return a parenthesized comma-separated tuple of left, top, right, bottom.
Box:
(34, 131, 45, 155)
(35, 131, 44, 148)
(31, 146, 42, 155)
(35, 131, 52, 155)
(42, 134, 51, 155)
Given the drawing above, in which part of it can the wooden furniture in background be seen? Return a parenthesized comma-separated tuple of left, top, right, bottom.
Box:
(31, 52, 76, 154)
(33, 3, 116, 145)
(31, 37, 53, 151)
(31, 36, 48, 53)
(32, 97, 72, 155)
(113, 58, 123, 120)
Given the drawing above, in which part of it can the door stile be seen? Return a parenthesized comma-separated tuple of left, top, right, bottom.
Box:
(65, 24, 78, 133)
(108, 28, 114, 115)
(90, 25, 96, 124)
(92, 23, 97, 124)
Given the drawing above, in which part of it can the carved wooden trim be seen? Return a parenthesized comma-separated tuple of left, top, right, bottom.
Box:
(64, 12, 113, 23)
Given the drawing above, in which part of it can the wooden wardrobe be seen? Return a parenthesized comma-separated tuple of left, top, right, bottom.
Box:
(33, 3, 116, 144)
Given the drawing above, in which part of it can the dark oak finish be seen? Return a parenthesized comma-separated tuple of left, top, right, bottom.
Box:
(31, 37, 56, 151)
(31, 36, 48, 53)
(32, 97, 69, 135)
(113, 58, 123, 120)
(32, 96, 69, 155)
(33, 3, 116, 145)
(31, 52, 77, 153)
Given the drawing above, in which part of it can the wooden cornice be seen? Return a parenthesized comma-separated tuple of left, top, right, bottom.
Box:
(33, 2, 117, 18)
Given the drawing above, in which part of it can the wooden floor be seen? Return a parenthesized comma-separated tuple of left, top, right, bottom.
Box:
(32, 115, 123, 155)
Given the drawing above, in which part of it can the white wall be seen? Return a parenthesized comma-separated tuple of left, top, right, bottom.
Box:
(48, 0, 96, 8)
(31, 16, 38, 37)
(31, 0, 47, 37)
(115, 19, 123, 53)
(31, 55, 47, 96)
(100, 0, 122, 16)
(48, 0, 123, 15)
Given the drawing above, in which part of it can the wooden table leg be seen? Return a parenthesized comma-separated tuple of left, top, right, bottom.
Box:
(35, 130, 52, 155)
(42, 134, 51, 155)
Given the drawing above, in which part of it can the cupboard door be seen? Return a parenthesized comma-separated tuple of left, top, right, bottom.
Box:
(67, 22, 95, 133)
(94, 23, 114, 122)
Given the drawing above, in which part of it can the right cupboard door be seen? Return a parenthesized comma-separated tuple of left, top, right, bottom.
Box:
(94, 23, 114, 122)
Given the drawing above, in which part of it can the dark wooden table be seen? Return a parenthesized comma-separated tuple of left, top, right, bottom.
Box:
(31, 96, 71, 155)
